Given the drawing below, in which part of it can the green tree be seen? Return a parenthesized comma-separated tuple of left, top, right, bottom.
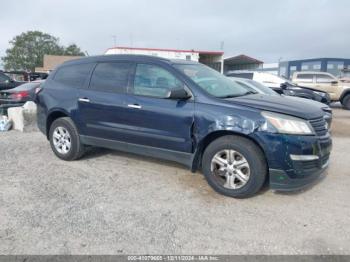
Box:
(64, 44, 85, 56)
(2, 31, 85, 72)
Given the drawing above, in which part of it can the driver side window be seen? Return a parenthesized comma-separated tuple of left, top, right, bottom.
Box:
(132, 64, 183, 98)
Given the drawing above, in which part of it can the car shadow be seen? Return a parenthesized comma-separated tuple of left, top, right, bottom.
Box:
(81, 146, 326, 199)
(81, 146, 189, 170)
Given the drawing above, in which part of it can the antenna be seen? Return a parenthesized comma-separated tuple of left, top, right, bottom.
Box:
(220, 41, 224, 51)
(112, 35, 117, 47)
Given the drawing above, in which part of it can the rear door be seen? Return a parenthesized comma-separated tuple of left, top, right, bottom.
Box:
(122, 63, 195, 153)
(77, 62, 134, 141)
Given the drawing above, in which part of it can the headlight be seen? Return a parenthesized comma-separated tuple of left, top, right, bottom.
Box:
(313, 91, 326, 97)
(261, 111, 314, 135)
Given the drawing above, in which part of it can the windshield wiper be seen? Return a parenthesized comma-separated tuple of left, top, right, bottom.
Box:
(220, 91, 257, 99)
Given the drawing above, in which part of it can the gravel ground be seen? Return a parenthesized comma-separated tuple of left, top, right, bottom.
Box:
(0, 108, 349, 255)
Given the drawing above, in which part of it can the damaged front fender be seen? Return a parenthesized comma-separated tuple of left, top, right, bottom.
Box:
(190, 102, 266, 171)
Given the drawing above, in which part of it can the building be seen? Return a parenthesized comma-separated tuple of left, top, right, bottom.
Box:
(279, 58, 350, 79)
(35, 54, 83, 73)
(256, 62, 279, 75)
(224, 55, 263, 74)
(106, 46, 224, 72)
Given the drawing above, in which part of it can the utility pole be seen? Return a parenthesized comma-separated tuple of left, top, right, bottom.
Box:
(112, 35, 117, 48)
(220, 41, 225, 74)
(130, 34, 133, 47)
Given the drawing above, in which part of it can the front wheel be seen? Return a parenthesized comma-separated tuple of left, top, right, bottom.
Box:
(49, 117, 85, 161)
(202, 135, 267, 198)
(341, 94, 350, 110)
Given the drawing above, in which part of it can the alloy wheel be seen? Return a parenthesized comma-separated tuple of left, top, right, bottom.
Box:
(52, 126, 72, 154)
(211, 149, 250, 189)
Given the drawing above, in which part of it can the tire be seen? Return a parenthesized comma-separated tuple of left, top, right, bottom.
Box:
(49, 117, 85, 161)
(202, 135, 267, 198)
(341, 94, 350, 110)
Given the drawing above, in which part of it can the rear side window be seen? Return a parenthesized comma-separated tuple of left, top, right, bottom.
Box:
(89, 62, 131, 93)
(296, 74, 314, 83)
(54, 63, 93, 88)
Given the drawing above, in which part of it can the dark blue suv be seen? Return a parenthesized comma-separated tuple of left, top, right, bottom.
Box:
(36, 55, 332, 198)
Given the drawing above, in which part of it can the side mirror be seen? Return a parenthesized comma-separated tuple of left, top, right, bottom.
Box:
(280, 83, 287, 89)
(166, 88, 191, 100)
(331, 80, 338, 85)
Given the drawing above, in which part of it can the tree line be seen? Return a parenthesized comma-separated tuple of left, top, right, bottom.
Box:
(1, 31, 85, 72)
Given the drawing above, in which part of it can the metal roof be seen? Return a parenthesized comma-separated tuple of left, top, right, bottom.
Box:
(224, 54, 263, 65)
(59, 54, 200, 67)
(107, 46, 224, 55)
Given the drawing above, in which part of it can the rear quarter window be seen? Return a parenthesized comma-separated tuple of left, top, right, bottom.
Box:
(53, 63, 93, 88)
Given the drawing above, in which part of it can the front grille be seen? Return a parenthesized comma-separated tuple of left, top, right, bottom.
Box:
(320, 153, 330, 167)
(309, 117, 328, 136)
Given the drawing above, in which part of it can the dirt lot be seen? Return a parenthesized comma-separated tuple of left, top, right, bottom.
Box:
(0, 107, 349, 255)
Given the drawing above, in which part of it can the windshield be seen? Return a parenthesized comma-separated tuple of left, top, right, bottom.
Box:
(236, 79, 278, 95)
(245, 79, 278, 95)
(174, 63, 256, 98)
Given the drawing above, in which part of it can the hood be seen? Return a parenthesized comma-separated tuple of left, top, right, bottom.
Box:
(226, 94, 324, 120)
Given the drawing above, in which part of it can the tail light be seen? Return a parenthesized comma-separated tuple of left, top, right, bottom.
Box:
(10, 91, 29, 100)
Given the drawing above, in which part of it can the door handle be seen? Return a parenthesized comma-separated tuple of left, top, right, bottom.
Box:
(127, 104, 142, 109)
(78, 98, 90, 103)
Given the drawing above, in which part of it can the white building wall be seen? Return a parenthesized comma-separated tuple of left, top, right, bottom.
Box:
(105, 48, 200, 61)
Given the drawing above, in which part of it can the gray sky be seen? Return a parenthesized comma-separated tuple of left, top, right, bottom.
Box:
(1, 0, 350, 64)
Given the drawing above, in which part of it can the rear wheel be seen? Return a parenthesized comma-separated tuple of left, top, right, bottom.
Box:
(49, 117, 85, 161)
(341, 94, 350, 110)
(202, 135, 267, 198)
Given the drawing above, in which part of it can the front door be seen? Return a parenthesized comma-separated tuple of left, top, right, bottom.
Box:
(123, 63, 194, 153)
(314, 73, 339, 100)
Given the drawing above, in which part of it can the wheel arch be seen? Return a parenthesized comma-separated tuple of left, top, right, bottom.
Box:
(191, 130, 268, 173)
(46, 109, 70, 139)
(340, 89, 350, 102)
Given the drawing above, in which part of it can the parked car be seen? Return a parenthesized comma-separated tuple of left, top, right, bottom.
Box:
(292, 71, 350, 109)
(0, 71, 22, 91)
(0, 81, 43, 113)
(227, 71, 331, 104)
(229, 77, 278, 96)
(36, 55, 332, 198)
(230, 77, 332, 127)
(338, 69, 350, 83)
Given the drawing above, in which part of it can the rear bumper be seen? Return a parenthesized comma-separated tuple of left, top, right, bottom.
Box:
(0, 101, 25, 114)
(0, 102, 25, 109)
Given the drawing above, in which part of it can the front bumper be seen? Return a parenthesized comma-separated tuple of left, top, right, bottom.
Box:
(252, 132, 332, 191)
(269, 157, 329, 191)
